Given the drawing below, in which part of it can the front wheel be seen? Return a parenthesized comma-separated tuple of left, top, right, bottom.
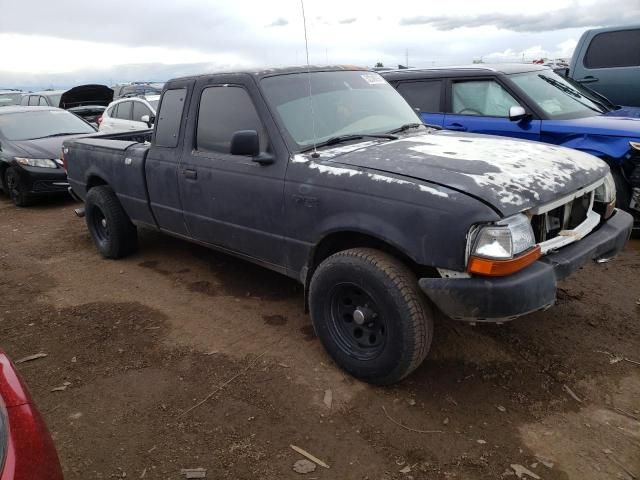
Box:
(309, 248, 433, 385)
(85, 186, 138, 259)
(5, 167, 34, 207)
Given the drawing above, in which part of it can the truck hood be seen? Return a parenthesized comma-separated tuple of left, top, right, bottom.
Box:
(544, 114, 640, 138)
(323, 130, 609, 216)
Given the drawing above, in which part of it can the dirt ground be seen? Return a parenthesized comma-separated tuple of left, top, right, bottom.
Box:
(0, 195, 638, 480)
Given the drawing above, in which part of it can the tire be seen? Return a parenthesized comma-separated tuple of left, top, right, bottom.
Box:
(612, 169, 631, 210)
(4, 167, 34, 207)
(85, 186, 137, 259)
(309, 248, 433, 385)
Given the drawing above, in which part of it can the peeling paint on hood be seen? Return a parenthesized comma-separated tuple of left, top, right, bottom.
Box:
(318, 130, 609, 216)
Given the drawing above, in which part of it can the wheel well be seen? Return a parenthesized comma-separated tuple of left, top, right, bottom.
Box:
(303, 231, 436, 311)
(86, 175, 108, 191)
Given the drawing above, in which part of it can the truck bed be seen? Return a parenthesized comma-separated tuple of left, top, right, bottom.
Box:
(64, 130, 157, 227)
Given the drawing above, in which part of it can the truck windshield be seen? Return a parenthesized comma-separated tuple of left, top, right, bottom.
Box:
(510, 71, 604, 119)
(0, 110, 95, 140)
(261, 71, 420, 150)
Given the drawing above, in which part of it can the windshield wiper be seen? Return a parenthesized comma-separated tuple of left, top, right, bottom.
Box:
(299, 133, 398, 153)
(33, 132, 84, 139)
(387, 123, 424, 134)
(537, 75, 602, 114)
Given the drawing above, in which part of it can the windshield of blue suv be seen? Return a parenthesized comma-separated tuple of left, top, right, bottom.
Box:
(261, 71, 420, 150)
(0, 110, 95, 140)
(510, 70, 604, 119)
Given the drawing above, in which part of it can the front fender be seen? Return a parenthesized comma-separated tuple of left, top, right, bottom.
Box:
(554, 135, 637, 165)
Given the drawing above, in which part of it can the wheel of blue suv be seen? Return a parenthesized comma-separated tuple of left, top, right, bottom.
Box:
(85, 186, 138, 259)
(309, 248, 433, 385)
(4, 167, 34, 207)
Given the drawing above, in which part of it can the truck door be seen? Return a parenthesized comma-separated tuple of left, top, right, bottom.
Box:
(177, 77, 287, 269)
(443, 78, 541, 140)
(573, 28, 640, 107)
(145, 85, 191, 236)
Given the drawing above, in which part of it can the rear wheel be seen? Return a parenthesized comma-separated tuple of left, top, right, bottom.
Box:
(4, 167, 34, 207)
(309, 248, 433, 385)
(85, 186, 137, 259)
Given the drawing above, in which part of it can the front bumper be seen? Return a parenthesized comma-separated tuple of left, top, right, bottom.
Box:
(13, 164, 69, 195)
(419, 209, 634, 322)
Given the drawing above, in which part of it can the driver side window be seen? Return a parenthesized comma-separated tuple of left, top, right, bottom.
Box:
(452, 80, 520, 117)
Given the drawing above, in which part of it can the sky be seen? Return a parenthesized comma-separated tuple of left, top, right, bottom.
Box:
(0, 0, 638, 89)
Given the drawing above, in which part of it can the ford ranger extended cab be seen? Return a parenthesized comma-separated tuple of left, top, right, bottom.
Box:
(64, 66, 633, 384)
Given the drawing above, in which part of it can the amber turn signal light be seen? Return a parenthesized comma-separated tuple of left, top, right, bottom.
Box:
(468, 246, 542, 277)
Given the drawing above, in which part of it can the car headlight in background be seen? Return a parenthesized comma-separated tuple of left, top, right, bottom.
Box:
(594, 172, 616, 220)
(467, 214, 540, 276)
(14, 157, 58, 168)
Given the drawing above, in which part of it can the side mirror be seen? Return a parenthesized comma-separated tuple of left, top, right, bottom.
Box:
(141, 114, 155, 128)
(509, 105, 528, 122)
(230, 130, 260, 156)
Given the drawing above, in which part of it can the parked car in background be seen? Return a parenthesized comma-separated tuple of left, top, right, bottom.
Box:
(0, 106, 96, 206)
(112, 82, 164, 99)
(0, 351, 64, 480)
(0, 90, 23, 108)
(563, 76, 640, 119)
(21, 90, 64, 108)
(568, 24, 640, 107)
(382, 64, 640, 225)
(21, 85, 113, 125)
(98, 95, 159, 132)
(64, 66, 632, 384)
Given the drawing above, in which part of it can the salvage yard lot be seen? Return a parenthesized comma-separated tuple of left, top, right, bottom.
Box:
(1, 196, 639, 480)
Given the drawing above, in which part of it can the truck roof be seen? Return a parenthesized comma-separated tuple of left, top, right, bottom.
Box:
(166, 65, 369, 85)
(382, 63, 549, 81)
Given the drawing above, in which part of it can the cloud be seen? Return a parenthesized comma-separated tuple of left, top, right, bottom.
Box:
(400, 0, 640, 32)
(338, 18, 357, 24)
(268, 17, 289, 27)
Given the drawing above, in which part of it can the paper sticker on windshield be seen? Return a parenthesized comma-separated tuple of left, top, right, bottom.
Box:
(361, 73, 385, 85)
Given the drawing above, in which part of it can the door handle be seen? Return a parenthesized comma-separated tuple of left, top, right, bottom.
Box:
(578, 76, 599, 84)
(182, 169, 197, 180)
(447, 123, 468, 132)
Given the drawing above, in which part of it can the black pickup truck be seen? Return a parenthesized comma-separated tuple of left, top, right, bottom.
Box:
(64, 66, 633, 384)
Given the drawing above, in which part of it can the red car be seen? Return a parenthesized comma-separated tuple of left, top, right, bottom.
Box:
(0, 352, 63, 480)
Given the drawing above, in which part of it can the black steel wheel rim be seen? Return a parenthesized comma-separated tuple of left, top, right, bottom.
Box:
(328, 282, 387, 361)
(91, 206, 110, 243)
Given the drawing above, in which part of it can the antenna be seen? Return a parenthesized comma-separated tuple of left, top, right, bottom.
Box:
(300, 0, 319, 158)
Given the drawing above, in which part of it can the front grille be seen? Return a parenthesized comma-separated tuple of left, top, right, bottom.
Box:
(531, 192, 592, 243)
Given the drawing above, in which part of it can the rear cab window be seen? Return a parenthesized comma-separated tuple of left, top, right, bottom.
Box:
(154, 88, 187, 148)
(584, 29, 640, 69)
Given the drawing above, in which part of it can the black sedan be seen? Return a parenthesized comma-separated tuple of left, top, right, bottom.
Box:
(0, 106, 96, 206)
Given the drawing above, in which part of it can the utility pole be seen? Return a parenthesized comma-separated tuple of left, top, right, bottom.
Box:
(405, 49, 409, 68)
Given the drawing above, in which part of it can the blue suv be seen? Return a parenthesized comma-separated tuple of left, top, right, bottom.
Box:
(383, 64, 640, 225)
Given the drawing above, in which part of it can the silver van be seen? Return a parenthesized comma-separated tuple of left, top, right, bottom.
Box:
(569, 25, 640, 107)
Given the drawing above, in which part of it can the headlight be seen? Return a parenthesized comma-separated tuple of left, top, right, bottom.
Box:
(14, 157, 58, 168)
(471, 214, 536, 259)
(467, 214, 540, 276)
(630, 141, 640, 151)
(594, 172, 616, 204)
